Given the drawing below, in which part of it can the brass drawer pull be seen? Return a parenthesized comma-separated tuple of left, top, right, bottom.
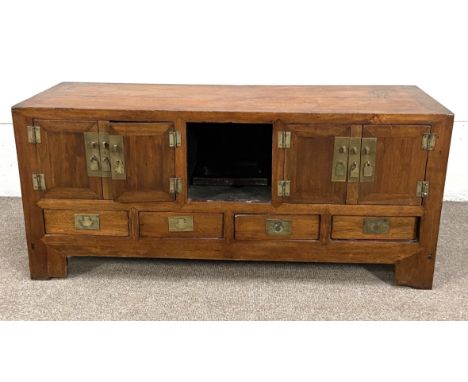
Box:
(363, 218, 389, 234)
(168, 216, 194, 232)
(74, 214, 100, 230)
(265, 219, 292, 236)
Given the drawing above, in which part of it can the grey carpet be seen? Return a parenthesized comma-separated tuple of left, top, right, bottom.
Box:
(0, 197, 467, 320)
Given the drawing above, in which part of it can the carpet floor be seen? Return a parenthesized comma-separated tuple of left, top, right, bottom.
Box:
(0, 197, 467, 320)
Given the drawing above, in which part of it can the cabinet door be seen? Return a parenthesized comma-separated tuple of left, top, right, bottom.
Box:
(283, 124, 351, 204)
(107, 122, 176, 202)
(358, 124, 430, 205)
(35, 120, 102, 199)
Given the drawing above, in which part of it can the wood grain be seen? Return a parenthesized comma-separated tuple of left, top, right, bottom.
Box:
(35, 119, 102, 199)
(44, 209, 129, 236)
(13, 83, 452, 116)
(235, 214, 319, 240)
(358, 125, 430, 205)
(42, 235, 423, 264)
(284, 124, 350, 204)
(139, 212, 223, 238)
(107, 122, 176, 202)
(37, 198, 425, 216)
(395, 115, 454, 288)
(12, 111, 49, 279)
(331, 216, 417, 240)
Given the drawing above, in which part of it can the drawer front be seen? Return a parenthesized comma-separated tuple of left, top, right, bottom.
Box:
(235, 214, 319, 240)
(331, 216, 417, 240)
(139, 212, 224, 238)
(44, 210, 129, 236)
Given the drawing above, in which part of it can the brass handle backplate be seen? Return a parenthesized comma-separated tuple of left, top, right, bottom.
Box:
(363, 217, 390, 234)
(265, 219, 292, 236)
(74, 214, 100, 230)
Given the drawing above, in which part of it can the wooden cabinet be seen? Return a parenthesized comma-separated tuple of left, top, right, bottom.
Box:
(12, 83, 454, 289)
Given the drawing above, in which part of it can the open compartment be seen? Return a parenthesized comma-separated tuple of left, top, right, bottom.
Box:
(187, 122, 272, 202)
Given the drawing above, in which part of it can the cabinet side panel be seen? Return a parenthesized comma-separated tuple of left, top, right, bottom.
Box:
(12, 111, 49, 278)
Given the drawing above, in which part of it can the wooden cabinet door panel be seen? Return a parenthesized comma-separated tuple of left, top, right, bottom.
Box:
(107, 122, 176, 202)
(358, 125, 430, 205)
(284, 124, 351, 204)
(35, 119, 102, 199)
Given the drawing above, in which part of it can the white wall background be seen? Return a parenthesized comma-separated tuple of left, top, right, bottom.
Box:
(1, 0, 467, 199)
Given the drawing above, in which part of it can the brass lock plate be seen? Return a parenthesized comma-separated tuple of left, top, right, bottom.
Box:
(347, 137, 362, 183)
(84, 132, 102, 177)
(331, 137, 349, 182)
(109, 134, 126, 180)
(74, 214, 100, 230)
(363, 217, 389, 234)
(360, 137, 377, 182)
(168, 216, 194, 232)
(99, 132, 112, 178)
(265, 219, 292, 236)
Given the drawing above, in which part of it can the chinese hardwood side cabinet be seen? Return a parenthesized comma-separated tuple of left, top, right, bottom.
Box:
(12, 83, 454, 288)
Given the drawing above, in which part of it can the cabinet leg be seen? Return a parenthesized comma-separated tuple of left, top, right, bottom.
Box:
(47, 248, 68, 278)
(394, 254, 435, 289)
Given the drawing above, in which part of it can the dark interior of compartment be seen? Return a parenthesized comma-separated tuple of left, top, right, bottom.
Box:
(187, 122, 272, 201)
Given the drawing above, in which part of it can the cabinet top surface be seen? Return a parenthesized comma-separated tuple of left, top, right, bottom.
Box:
(13, 82, 452, 116)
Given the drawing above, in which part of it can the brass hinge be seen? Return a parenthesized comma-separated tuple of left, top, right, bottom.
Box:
(417, 181, 429, 197)
(27, 126, 41, 143)
(169, 131, 181, 147)
(32, 173, 46, 191)
(277, 180, 291, 197)
(169, 177, 183, 194)
(278, 131, 291, 148)
(422, 133, 437, 150)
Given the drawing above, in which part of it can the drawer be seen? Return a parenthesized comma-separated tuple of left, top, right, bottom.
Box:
(139, 212, 224, 238)
(44, 210, 129, 236)
(331, 216, 417, 240)
(235, 214, 319, 240)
